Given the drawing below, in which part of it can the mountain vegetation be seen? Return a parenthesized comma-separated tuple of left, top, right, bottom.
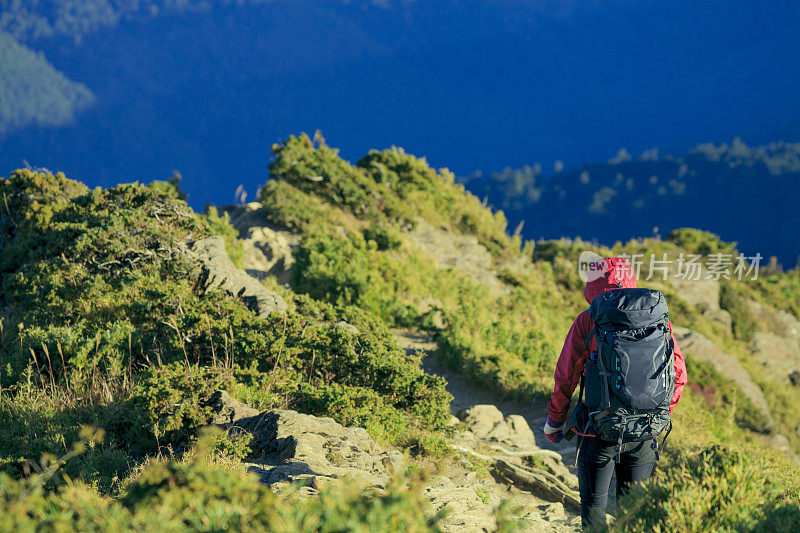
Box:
(0, 0, 284, 41)
(3, 0, 799, 215)
(463, 139, 800, 267)
(0, 30, 93, 134)
(1, 134, 799, 529)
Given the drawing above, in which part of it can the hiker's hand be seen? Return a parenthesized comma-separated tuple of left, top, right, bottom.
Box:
(543, 417, 565, 444)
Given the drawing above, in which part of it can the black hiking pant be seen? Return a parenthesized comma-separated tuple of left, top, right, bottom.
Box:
(576, 436, 656, 529)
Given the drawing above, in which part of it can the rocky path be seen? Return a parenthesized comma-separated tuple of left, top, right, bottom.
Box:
(394, 329, 582, 532)
(395, 329, 578, 465)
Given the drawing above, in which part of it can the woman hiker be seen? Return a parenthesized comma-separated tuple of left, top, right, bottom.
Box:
(543, 256, 688, 528)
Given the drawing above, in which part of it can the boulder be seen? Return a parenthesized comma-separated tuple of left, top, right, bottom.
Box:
(457, 404, 536, 450)
(206, 390, 259, 425)
(703, 308, 733, 335)
(191, 235, 287, 316)
(205, 390, 404, 492)
(423, 475, 499, 532)
(218, 203, 300, 284)
(409, 220, 506, 293)
(752, 331, 800, 384)
(744, 299, 800, 384)
(670, 275, 720, 312)
(748, 299, 800, 337)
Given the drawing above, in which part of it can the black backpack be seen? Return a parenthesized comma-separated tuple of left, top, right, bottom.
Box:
(574, 288, 675, 462)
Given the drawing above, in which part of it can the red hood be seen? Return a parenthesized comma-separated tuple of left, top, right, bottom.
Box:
(584, 257, 637, 304)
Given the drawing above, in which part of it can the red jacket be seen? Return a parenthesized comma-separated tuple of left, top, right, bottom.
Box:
(546, 257, 688, 425)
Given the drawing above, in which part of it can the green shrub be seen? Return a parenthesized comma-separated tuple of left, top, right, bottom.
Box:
(148, 172, 186, 202)
(750, 268, 800, 319)
(265, 134, 519, 257)
(719, 282, 756, 341)
(259, 179, 332, 232)
(269, 133, 414, 228)
(613, 444, 800, 532)
(292, 383, 414, 445)
(406, 433, 453, 460)
(291, 230, 419, 325)
(128, 364, 239, 448)
(665, 228, 738, 257)
(0, 169, 450, 468)
(363, 221, 403, 251)
(357, 146, 518, 257)
(0, 429, 440, 532)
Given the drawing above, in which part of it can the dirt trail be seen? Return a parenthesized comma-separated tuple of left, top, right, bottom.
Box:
(394, 329, 582, 532)
(395, 329, 578, 465)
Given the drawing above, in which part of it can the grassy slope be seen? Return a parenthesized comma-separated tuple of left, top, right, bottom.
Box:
(0, 168, 452, 529)
(262, 134, 800, 529)
(0, 134, 799, 529)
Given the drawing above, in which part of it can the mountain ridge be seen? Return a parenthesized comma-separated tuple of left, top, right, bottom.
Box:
(463, 138, 800, 267)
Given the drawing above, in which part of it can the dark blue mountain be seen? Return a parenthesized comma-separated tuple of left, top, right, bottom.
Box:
(463, 140, 800, 267)
(1, 0, 798, 262)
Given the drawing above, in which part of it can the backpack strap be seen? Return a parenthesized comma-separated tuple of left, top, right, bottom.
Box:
(661, 420, 673, 451)
(649, 415, 660, 462)
(593, 330, 613, 411)
(649, 419, 673, 463)
(575, 324, 592, 407)
(615, 415, 626, 463)
(582, 325, 596, 348)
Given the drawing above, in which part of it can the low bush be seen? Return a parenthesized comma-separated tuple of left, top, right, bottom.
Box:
(665, 228, 738, 257)
(0, 429, 441, 532)
(613, 444, 800, 532)
(719, 282, 756, 341)
(0, 169, 450, 476)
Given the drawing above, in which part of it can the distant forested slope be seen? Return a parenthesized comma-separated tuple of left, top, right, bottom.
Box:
(1, 0, 798, 259)
(462, 139, 800, 267)
(0, 30, 93, 134)
(0, 0, 279, 41)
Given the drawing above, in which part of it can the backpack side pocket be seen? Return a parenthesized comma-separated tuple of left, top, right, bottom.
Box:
(584, 350, 602, 409)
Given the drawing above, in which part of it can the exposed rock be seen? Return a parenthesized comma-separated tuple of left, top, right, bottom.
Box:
(206, 390, 259, 425)
(525, 454, 578, 492)
(672, 327, 773, 425)
(205, 390, 403, 492)
(396, 331, 581, 531)
(752, 331, 800, 384)
(494, 459, 580, 511)
(457, 404, 536, 451)
(219, 203, 300, 284)
(423, 474, 501, 532)
(789, 371, 800, 388)
(423, 468, 579, 533)
(671, 275, 720, 312)
(744, 300, 800, 383)
(409, 220, 506, 293)
(206, 390, 581, 531)
(458, 404, 503, 437)
(191, 235, 287, 316)
(703, 308, 733, 335)
(334, 321, 360, 334)
(748, 299, 800, 337)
